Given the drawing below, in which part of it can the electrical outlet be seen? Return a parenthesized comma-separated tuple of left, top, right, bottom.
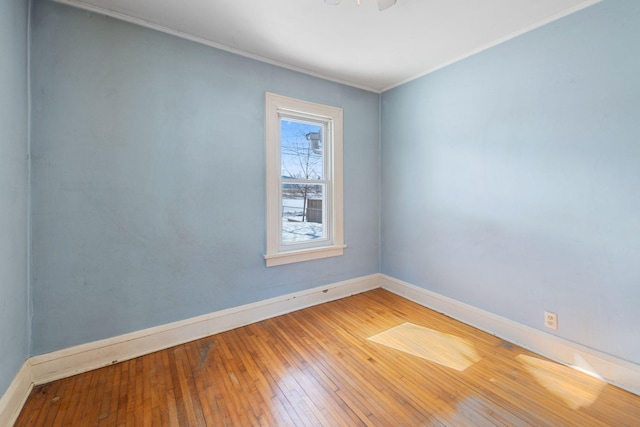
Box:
(544, 311, 558, 330)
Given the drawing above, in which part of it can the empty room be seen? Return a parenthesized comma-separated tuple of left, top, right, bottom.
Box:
(1, 0, 639, 425)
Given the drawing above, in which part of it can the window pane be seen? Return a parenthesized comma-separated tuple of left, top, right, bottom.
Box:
(281, 119, 324, 181)
(282, 184, 325, 244)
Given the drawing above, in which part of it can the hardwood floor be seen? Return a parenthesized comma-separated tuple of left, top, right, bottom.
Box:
(14, 289, 640, 426)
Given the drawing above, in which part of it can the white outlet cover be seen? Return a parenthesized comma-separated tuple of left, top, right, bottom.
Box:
(544, 311, 558, 330)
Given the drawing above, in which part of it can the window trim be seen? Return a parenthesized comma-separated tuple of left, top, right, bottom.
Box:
(264, 92, 345, 267)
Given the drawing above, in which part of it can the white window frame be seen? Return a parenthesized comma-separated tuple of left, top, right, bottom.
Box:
(264, 92, 345, 267)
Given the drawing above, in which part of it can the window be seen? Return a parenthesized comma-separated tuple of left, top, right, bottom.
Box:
(265, 93, 345, 267)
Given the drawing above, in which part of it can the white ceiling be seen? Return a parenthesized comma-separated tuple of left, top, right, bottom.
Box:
(55, 0, 599, 93)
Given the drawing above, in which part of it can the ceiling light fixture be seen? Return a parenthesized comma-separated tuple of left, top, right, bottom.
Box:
(325, 0, 397, 11)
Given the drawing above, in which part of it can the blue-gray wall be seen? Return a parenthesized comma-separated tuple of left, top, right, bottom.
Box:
(0, 0, 30, 396)
(30, 0, 380, 355)
(381, 0, 640, 364)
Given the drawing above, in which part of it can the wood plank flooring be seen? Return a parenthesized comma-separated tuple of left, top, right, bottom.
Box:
(14, 289, 640, 426)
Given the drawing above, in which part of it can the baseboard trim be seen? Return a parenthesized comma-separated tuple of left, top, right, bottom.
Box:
(0, 361, 33, 427)
(380, 274, 640, 396)
(29, 274, 380, 386)
(9, 272, 637, 424)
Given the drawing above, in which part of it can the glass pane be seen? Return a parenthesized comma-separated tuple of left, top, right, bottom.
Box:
(281, 119, 324, 181)
(282, 184, 325, 244)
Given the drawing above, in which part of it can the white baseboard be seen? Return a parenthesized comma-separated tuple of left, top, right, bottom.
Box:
(0, 361, 33, 427)
(29, 274, 380, 386)
(7, 272, 637, 425)
(380, 274, 640, 396)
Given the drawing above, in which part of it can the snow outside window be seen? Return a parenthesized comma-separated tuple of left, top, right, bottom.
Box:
(264, 93, 345, 267)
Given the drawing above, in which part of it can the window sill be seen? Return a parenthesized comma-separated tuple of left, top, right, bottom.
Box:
(264, 244, 347, 267)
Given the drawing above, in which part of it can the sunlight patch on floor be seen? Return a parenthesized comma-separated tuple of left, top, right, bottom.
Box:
(368, 322, 481, 371)
(517, 354, 606, 409)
